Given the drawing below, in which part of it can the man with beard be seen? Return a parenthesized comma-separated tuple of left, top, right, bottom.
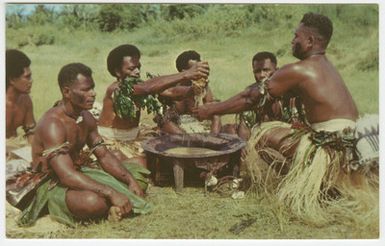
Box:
(193, 13, 376, 223)
(12, 63, 152, 227)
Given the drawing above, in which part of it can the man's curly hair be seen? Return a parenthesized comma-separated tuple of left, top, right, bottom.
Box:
(175, 50, 201, 72)
(252, 51, 277, 66)
(58, 63, 93, 90)
(107, 44, 141, 78)
(300, 12, 333, 47)
(6, 49, 31, 89)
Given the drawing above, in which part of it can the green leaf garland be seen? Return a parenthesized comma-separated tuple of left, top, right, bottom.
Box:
(113, 76, 161, 119)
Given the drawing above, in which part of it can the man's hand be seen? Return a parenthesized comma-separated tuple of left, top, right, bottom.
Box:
(192, 104, 213, 121)
(184, 61, 210, 81)
(109, 191, 133, 217)
(128, 180, 144, 197)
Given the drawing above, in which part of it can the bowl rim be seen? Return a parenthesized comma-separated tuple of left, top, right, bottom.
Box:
(141, 133, 246, 158)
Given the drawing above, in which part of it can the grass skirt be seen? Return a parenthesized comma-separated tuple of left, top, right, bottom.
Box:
(243, 121, 378, 228)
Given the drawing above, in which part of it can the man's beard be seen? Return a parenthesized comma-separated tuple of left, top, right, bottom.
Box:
(71, 92, 90, 110)
(292, 43, 305, 60)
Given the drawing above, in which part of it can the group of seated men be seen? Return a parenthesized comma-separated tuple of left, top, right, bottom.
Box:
(5, 12, 378, 227)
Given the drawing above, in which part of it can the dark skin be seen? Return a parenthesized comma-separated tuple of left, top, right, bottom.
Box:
(193, 23, 358, 155)
(158, 59, 221, 134)
(98, 56, 210, 130)
(6, 66, 35, 143)
(222, 58, 278, 140)
(32, 73, 144, 221)
(156, 86, 194, 134)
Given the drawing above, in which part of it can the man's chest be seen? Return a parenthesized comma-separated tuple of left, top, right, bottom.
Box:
(6, 102, 27, 126)
(64, 121, 89, 151)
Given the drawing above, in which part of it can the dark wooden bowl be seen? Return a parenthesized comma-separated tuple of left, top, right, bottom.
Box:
(142, 133, 245, 191)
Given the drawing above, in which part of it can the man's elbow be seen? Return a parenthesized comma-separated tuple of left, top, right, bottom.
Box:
(267, 89, 282, 98)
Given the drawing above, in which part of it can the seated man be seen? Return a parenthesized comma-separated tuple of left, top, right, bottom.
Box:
(193, 13, 378, 223)
(6, 49, 36, 176)
(156, 50, 221, 135)
(98, 45, 210, 161)
(6, 49, 36, 148)
(222, 51, 306, 140)
(10, 63, 152, 227)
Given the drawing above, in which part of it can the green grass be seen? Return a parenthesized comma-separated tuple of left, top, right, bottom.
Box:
(5, 3, 379, 239)
(6, 186, 378, 239)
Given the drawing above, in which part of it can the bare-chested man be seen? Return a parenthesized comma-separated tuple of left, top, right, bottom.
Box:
(6, 49, 36, 144)
(222, 51, 305, 140)
(156, 50, 221, 134)
(193, 13, 372, 221)
(98, 44, 209, 160)
(16, 63, 152, 227)
(194, 13, 358, 145)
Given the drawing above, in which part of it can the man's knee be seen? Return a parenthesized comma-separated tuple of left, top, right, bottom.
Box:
(260, 127, 298, 157)
(83, 192, 105, 207)
(66, 190, 108, 218)
(264, 128, 292, 149)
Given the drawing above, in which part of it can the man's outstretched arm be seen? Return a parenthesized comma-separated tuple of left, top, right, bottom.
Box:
(133, 61, 210, 96)
(193, 62, 301, 121)
(159, 86, 193, 105)
(193, 85, 261, 121)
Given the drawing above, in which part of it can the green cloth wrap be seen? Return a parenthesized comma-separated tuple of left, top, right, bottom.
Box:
(17, 162, 152, 228)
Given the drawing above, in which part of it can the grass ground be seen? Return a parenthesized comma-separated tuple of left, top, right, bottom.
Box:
(6, 186, 378, 239)
(5, 4, 379, 240)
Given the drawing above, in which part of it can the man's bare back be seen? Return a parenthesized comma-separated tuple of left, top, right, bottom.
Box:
(267, 54, 358, 123)
(193, 20, 358, 125)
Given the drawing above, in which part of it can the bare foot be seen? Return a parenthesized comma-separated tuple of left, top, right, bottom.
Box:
(107, 206, 122, 222)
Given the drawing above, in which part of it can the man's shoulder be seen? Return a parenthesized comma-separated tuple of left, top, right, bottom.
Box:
(281, 60, 304, 70)
(34, 112, 69, 148)
(35, 108, 66, 137)
(18, 94, 33, 105)
(278, 60, 314, 78)
(107, 81, 120, 90)
(37, 107, 62, 126)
